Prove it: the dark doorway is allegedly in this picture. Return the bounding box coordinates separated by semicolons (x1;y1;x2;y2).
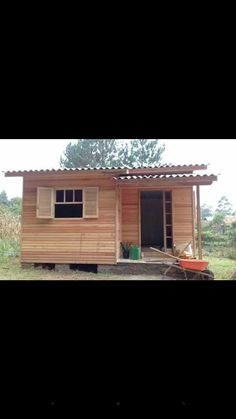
141;191;164;247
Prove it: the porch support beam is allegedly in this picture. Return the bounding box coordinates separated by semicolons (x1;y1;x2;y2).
196;185;202;259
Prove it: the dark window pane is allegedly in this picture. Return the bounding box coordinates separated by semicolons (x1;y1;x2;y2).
75;190;82;202
56;190;64;202
55;204;83;218
66;190;73;202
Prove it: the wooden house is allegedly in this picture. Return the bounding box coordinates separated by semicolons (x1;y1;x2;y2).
5;164;217;266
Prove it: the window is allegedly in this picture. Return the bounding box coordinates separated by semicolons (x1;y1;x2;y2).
55;189;83;218
36;187;99;219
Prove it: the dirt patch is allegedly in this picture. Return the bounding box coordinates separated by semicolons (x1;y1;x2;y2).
98;263;170;276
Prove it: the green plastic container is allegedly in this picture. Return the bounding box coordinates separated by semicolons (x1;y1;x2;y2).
131;245;140;260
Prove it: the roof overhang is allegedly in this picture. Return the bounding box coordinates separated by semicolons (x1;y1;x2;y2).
114;174;218;186
4;164;208;177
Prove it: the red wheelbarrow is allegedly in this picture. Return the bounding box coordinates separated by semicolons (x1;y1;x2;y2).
149;247;214;280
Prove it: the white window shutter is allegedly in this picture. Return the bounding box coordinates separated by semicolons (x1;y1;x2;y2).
84;187;99;218
36;187;54;218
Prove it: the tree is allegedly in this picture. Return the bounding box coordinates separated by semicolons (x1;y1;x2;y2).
0;192;22;215
8;197;22;215
60;139;165;168
117;139;165;167
210;212;225;233
201;204;213;220
0;190;9;206
60;140;119;168
215;196;233;216
229;222;236;247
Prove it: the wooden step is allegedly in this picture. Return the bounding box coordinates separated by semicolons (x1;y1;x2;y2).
142;253;168;259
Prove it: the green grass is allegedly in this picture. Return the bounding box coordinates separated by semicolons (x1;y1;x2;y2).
0;239;20;257
202;253;236;279
0;256;107;280
0;253;235;280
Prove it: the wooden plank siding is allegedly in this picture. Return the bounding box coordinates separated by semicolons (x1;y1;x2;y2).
121;189;139;246
21;174;117;264
172;187;194;248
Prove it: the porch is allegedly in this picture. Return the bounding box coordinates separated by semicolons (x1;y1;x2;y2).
118;183;206;261
117;246;174;263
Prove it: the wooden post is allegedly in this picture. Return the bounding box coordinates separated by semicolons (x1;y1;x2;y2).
192;189;196;258
196;185;202;259
163;191;166;252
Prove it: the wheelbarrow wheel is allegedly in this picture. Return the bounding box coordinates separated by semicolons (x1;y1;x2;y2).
199;269;214;280
162;264;187;279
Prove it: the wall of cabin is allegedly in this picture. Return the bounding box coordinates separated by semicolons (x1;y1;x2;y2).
21;173;117;264
120;189;140;252
21;174;195;264
172;187;194;249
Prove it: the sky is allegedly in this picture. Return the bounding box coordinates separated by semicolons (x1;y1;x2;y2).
0;139;235;211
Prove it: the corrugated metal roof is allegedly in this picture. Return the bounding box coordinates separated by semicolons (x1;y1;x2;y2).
4;163;207;174
114;174;216;180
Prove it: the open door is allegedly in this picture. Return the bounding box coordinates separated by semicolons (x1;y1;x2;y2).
141;191;164;248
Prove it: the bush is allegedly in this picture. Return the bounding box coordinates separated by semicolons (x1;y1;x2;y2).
0;206;21;241
229;224;236;247
0;206;21;256
201;230;228;244
228;250;236;260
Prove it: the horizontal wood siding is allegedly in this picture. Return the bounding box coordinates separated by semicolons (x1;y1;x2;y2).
21;174;116;264
121;189;139;245
172;187;194;247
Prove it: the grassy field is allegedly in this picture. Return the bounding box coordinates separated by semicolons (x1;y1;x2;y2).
0;257;111;280
203;254;236;280
0;256;162;280
0;254;235;280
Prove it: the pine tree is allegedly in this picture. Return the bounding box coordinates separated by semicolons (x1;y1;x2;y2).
201;204;213;220
215;196;233;216
60;139;119;168
60;139;165;168
120;139;165;167
0;190;9;206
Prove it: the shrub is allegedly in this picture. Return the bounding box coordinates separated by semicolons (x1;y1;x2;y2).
0;206;20;256
0;206;21;241
228;250;236;260
229;223;236;247
201;230;228;244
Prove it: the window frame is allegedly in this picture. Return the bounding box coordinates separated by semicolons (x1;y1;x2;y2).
54;188;84;219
